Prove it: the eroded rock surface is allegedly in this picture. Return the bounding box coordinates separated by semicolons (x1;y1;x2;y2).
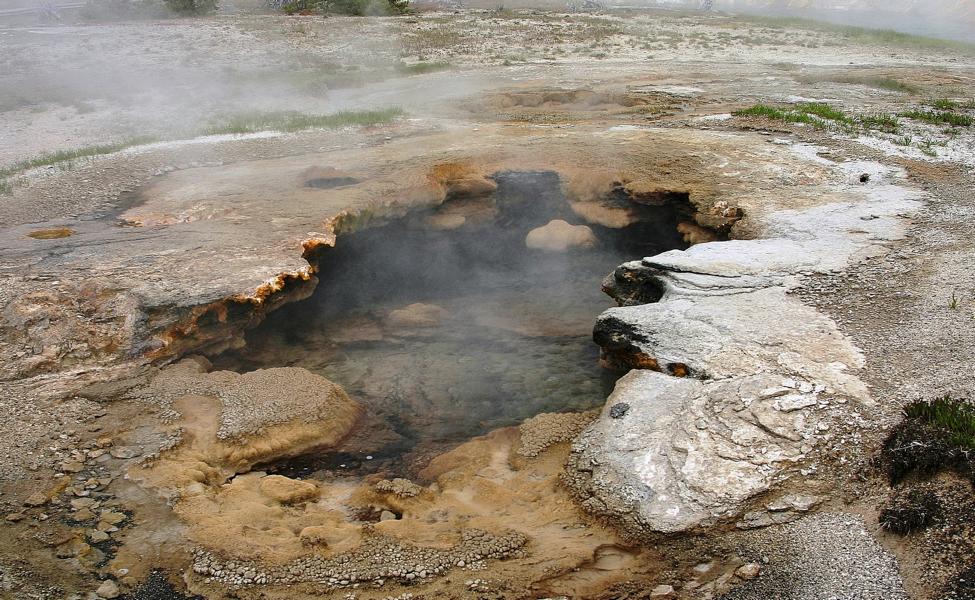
566;156;922;535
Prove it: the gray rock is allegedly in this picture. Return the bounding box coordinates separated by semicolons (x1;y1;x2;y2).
96;579;120;599
109;446;141;459
567;159;921;535
609;403;630;419
567;371;821;533
736;563;761;580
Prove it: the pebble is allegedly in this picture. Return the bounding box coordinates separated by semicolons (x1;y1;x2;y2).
24;492;47;507
89;529;111;543
61;461;84;473
71;498;96;510
609;403;630;419
736;562;761;580
96;579;120;599
110;447;140;459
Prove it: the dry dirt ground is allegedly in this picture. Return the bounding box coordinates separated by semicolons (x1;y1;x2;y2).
1;6;974;600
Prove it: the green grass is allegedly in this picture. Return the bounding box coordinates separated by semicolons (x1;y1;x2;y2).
931;98;961;110
733;102;853;129
734;104;819;127
396;61;452;76
796;102;851;122
860;113;900;132
0;137;158;180
901;109;973;127
735;102;904;133
798;74;919;94
905;396;975;450
204;108;403;135
0;108;404;189
854;77;919;94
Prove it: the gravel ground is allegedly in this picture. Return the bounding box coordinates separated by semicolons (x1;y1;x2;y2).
721;513;908;600
795;159;975;411
791;156;975;598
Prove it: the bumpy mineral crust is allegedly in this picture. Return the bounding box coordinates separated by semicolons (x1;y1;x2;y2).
564;157;921;535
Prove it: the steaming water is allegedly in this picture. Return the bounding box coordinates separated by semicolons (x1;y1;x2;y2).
215;171;690;473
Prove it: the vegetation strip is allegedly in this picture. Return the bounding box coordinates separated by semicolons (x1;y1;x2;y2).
733;102;900;132
0;108;403;194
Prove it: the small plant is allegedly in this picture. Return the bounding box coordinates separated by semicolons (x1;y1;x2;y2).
733;103;852;130
906;396;975;449
931;98;961;110
795;102;851;123
919;139;938;157
0;137;159;181
164;0;218;14
895;135;912;146
859;113;899;133
204;108;403;135
492;4;515;18
0;178;11;195
879;486;942;535
950;291;959;309
396;61;452;76
282;0;407;15
880;396;975;485
902;109;974;127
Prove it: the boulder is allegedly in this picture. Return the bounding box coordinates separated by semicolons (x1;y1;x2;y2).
525;220;597;251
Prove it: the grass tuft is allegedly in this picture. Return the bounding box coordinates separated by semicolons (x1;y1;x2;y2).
880;395;975;486
204;108;403;136
795;102;851;122
798;74;919;94
879;485;942;535
901;109;973;127
0;108;405;185
0;137;158;180
733;102;864;130
931;98;961;110
905;396;975;449
396;61;452;76
860;113;900;132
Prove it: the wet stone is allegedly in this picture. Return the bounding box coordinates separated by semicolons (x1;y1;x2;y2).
609;403;630;419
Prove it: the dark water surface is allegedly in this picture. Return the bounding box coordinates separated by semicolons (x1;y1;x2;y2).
214;171;689;472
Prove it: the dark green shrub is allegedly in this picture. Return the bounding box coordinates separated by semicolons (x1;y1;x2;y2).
879;486;942;534
281;0;407;15
164;0;218;14
940;565;975;600
880;396;975;485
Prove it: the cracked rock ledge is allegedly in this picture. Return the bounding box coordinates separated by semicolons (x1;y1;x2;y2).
563;151;921;535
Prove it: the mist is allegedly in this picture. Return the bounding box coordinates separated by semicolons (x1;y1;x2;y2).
653;0;975;43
